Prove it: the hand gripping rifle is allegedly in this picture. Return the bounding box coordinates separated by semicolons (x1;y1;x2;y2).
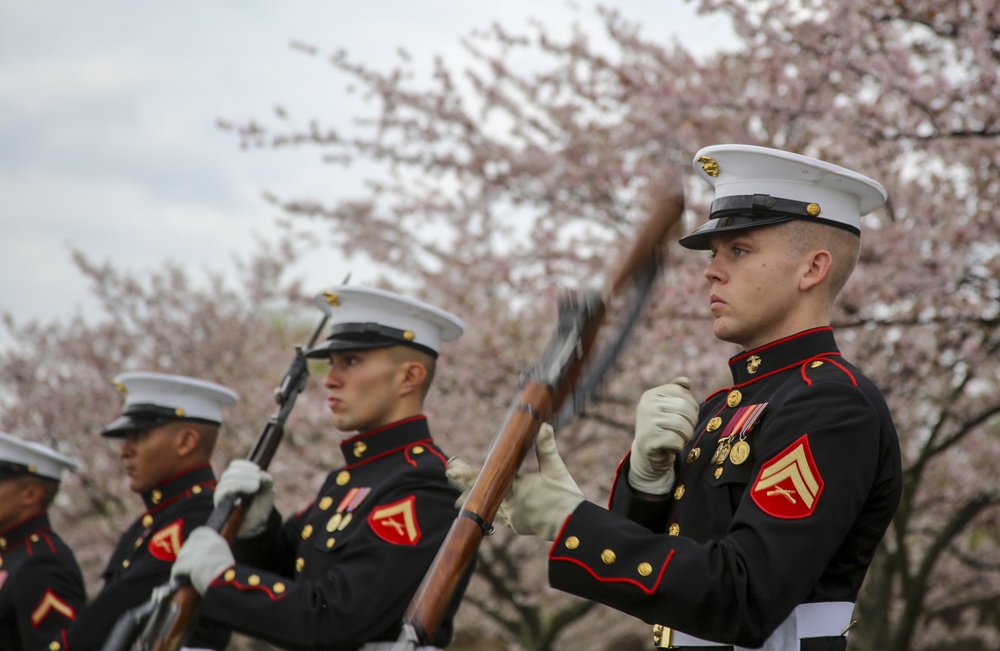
101;315;330;651
396;180;684;649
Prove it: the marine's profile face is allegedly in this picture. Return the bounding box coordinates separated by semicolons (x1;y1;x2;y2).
704;225;808;350
0;477;29;532
323;347;408;435
119;425;184;494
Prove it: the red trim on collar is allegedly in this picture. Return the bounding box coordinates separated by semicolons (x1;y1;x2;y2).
345;438;436;469
730;327;834;363
344;415;427;443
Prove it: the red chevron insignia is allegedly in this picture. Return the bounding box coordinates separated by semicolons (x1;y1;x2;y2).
31;589;76;627
148;519;184;561
368;495;421;545
752;434;824;519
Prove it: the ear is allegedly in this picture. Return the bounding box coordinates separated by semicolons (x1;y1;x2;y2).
19;480;44;508
174;426;201;458
800;249;832;292
398;360;428;399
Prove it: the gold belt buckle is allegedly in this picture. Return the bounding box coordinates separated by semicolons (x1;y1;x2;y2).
652;624;674;648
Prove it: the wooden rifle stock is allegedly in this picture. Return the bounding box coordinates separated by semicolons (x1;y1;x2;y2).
105;315;329;651
402;183;684;643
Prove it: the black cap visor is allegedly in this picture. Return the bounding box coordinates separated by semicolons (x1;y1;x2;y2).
305;323;438;359
101;404;220;438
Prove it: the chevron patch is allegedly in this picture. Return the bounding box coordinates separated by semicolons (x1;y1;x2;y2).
752;434;824;519
32;589;76;627
148;519;184;561
368;495;422;545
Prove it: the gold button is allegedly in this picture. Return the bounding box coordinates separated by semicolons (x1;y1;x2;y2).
0;537;6;549
122;560;130;568
248;574;260;586
192;485;202;494
811;361;824;368
564;536;580;550
142;515;153;527
673;485;685;500
224;569;236;581
638;562;653;577
336;471;350;486
326;538;335;549
151;489;162;504
706;417;722;432
319;496;334;511
412;446;425;455
30;534;39;542
715;467;724;479
687;448;701;463
296;558;305;572
668;523;680;536
302;525;313;540
274;582;286;594
50;643;61;651
601;549;616;565
806;202;821;217
726;390;742;408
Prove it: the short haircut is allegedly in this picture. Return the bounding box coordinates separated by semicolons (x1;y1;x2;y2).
777;220;861;299
164;420;220;458
388;346;437;400
16;475;60;509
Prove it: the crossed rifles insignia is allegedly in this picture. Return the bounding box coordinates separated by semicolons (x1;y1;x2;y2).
751;434;824;519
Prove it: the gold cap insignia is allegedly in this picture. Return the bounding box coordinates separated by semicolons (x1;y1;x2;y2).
403;330;416;341
323;291;340;307
113;381;127;394
697;155;720;177
174;408;185;417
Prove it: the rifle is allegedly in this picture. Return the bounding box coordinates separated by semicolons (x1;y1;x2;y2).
399;179;684;647
101;314;330;651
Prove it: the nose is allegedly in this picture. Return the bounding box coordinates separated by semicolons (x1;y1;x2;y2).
324;363;342;390
704;256;724;284
120;437;134;459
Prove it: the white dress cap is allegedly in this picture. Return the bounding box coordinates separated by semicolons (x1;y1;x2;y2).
102;372;239;437
0;430;81;481
306;285;465;359
680;144;887;250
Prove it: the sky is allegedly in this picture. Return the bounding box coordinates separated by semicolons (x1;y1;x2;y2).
0;1;734;327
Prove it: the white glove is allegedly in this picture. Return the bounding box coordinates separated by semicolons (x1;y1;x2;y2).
629;377;699;494
171;527;234;595
447;423;585;541
215;459;274;538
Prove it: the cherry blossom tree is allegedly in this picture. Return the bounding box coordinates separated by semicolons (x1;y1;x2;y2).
3;1;998;650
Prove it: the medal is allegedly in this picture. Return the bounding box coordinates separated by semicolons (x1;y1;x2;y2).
711;440;731;465
729;440;751;465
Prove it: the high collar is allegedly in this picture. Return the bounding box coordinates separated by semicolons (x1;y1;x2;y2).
339;416;432;468
728;327;841;386
141;463;216;511
0;512;50;552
